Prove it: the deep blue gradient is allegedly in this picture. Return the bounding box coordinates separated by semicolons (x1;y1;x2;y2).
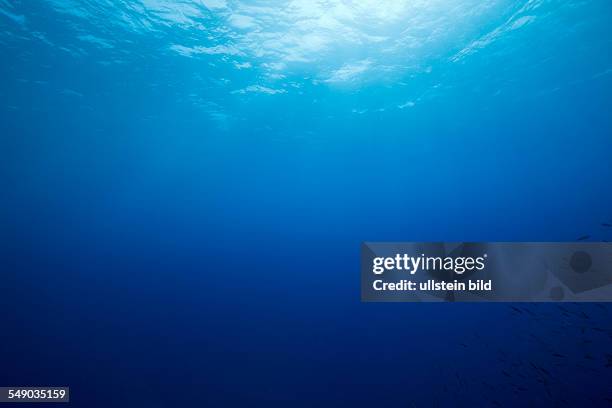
1;1;612;406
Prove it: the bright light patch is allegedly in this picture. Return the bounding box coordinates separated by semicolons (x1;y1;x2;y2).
41;0;544;88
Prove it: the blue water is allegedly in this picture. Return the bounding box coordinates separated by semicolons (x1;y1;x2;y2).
2;1;612;406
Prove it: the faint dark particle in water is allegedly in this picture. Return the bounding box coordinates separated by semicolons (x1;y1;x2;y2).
509;305;523;314
569;250;592;273
605;353;612;367
602;223;611;227
593;303;608;311
529;362;551;378
591;327;607;333
550;286;564;300
522;307;537;317
556;305;572;317
544;385;553;399
577;235;591;241
482;381;495;391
